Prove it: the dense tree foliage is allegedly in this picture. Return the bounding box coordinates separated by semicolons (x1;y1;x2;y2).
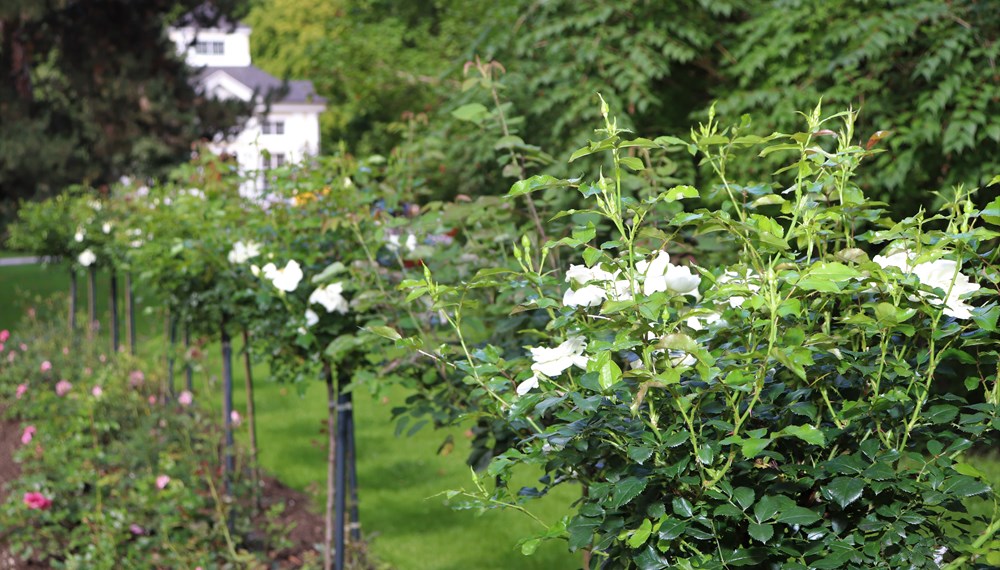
247;0;998;212
0;0;249;213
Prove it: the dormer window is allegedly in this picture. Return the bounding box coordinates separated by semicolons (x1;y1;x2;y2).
195;40;225;55
262;120;284;135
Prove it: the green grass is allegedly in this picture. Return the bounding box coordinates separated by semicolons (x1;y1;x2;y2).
0;261;579;570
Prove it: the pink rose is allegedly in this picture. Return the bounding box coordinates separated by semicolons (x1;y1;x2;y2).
0;329;9;342
129;370;145;388
15;383;27;399
178;391;193;406
99;354;107;363
148;395;157;405
23;492;51;510
156;475;171;490
6;351;15;363
62;346;69;356
129;523;144;535
40;361;52;373
0;343;5;352
55;380;72;397
91;385;103;398
230;410;242;427
19;343;27;352
21;425;35;445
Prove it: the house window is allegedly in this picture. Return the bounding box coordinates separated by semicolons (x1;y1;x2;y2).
272;153;286;168
262;120;285;135
194;41;224;55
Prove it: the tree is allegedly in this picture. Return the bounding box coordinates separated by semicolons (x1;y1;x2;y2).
0;0;250;214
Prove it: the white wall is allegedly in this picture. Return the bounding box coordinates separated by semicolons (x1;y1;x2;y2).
169;27;252;67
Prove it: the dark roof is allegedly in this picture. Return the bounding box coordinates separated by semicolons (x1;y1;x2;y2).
197;66;327;105
174;4;250;31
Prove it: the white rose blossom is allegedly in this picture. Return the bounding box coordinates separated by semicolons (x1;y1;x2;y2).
102;222;112;234
517;336;591;396
636;251;701;298
305;309;319;328
873;249;980;319
387;233;418;253
717;270;761;308
74;229;85;242
309;283;349;314
228;241;261;264
78;249;96;267
562;264;632;308
261;260;303;292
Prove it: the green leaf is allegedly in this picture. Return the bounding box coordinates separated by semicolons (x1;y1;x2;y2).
451;103;489;123
747;522;774;543
821;477;866;509
520;538;540;555
672;496;694;518
620;157;645;171
508;175;572;198
797;261;861;293
733;487;755;511
627;518;654;548
972;304;1000;332
628;445;654;464
662;185;699;201
609;477;648;509
739;437;771;459
365;325;401;341
780;424;826;446
657;516;687;541
776;506;822;526
752;495;780;523
982;197;1000;226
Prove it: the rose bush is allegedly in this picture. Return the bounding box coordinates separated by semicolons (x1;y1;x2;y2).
400;102;1000;568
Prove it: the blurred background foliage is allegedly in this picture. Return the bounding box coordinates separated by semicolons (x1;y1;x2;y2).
2;0;998;221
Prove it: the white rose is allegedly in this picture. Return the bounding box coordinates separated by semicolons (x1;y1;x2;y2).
529;336;589;378
78;249;96;267
309;282;349;314
262;260;303;292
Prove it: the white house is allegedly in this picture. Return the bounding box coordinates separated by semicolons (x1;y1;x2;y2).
168;10;326;193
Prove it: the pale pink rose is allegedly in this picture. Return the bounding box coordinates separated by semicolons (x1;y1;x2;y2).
230;410;242;427
91;385;103;398
148;395;157;405
98;354;107;363
155;475;170;490
129;523;144;535
19;343;27;352
129;370;145;388
83;367;92;376
62;347;69;356
23;492;51;510
55;380;72;396
0;329;9;342
7;351;15;362
178;391;193;406
15;384;27;399
21;425;35;445
39;361;52;373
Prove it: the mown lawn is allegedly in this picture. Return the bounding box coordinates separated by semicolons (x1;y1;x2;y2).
0;260;578;570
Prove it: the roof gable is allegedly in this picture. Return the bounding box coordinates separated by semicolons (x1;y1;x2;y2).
195;66;326;105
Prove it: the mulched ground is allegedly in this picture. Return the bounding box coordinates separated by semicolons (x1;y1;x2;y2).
0;406;329;570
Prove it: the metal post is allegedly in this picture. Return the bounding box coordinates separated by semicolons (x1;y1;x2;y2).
125;272;136;355
69;269;78;332
335;389;350;570
109;271;119;353
167;315;177;398
184;325;193;392
242;327;260;510
87;267;97;339
324;364;336;570
346;392;360;543
221;321;235;495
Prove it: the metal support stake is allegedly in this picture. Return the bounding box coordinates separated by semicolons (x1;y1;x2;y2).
69;269;78;333
346;393;360;543
167;315;177;398
184;325;193;392
87;267;97;339
109;271;119;353
335;391;350;570
221;321;235;492
125;272;136;355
